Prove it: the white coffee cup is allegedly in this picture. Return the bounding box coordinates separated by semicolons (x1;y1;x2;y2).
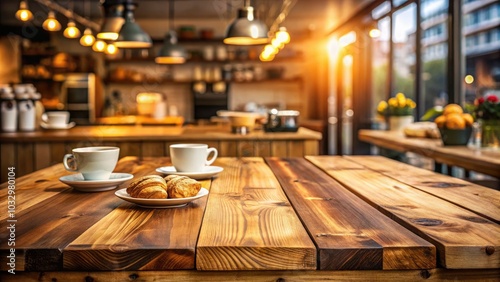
63;147;120;180
42;111;70;127
170;144;218;172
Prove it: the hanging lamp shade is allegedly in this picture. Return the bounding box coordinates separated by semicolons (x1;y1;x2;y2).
155;0;186;64
64;20;81;38
97;1;125;41
15;0;33;22
223;3;269;45
156;31;187;64
42;11;61;31
114;1;152;48
80;28;96;46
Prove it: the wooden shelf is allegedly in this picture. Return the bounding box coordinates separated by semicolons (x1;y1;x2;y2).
104;77;302;85
105;56;303;64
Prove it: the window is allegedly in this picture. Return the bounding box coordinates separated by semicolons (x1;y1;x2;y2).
392;3;417;99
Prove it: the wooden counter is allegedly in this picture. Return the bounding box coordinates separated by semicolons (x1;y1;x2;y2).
359;129;500;179
0;126;321;183
0;156;498;281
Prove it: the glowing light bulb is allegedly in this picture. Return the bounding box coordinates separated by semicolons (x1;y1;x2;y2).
105;43;118;55
63;20;81;39
92;40;107;52
464;75;474;84
42;11;61;31
275;27;290;44
15;1;33;22
80;28;96;46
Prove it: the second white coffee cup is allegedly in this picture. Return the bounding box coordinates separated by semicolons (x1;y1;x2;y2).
42;111;70;127
63;146;120;180
170;144;218;172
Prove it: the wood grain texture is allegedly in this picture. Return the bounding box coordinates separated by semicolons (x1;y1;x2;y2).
266;157;435;270
1;268;500;282
0;156;162;271
63;157;211;271
196;157;316;270
344;156;500;223
358;129;500;178
307;155;500;269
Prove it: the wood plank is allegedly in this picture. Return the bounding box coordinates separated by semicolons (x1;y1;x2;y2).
117;141;141;159
254;141;271;157
304;140;319;155
306;155;500;269
0;163;71;222
2;269;500;282
237;141;255;157
287;141;304;157
16;143;34;177
218;141;237;157
344;156;500;223
0;143;15;184
64;178;211;271
266;157;436;270
34;143;51;171
196;157;316;270
271;141;288;157
49;142;67;167
358;129;500;178
141;141;166;157
0;156;149;271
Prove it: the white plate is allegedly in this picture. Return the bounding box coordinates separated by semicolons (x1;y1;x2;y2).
115;187;209;208
59;173;133;192
41;121;76;130
155;166;223;180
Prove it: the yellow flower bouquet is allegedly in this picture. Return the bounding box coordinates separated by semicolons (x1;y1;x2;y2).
377;93;416;117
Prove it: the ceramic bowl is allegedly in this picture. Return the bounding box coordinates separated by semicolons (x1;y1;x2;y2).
439;127;472;146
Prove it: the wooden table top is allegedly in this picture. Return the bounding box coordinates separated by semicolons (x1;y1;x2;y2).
0;126;322;143
1;156;499;281
359;129;500;178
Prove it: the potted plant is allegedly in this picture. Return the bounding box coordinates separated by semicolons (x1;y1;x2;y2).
377;92;416;131
474;94;500;148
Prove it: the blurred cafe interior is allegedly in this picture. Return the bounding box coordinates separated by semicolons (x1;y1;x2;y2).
0;1;500;280
0;0;499;184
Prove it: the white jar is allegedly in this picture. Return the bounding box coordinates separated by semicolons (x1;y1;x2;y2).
1;94;18;132
17;93;35;131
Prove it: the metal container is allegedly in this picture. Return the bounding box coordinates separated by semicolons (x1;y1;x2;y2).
265;109;299;132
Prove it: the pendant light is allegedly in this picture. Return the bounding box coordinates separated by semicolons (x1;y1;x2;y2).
80;0;95;46
97;0;125;41
224;0;269;45
64;19;81;38
155;0;187;64
43;11;61;31
80;28;96;46
114;0;152;48
92;40;107;52
15;0;33;22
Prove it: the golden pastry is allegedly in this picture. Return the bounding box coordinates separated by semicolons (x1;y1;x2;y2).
127;175;168;199
164;175;202;198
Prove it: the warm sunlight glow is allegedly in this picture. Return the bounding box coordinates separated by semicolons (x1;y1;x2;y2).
464;75;474;84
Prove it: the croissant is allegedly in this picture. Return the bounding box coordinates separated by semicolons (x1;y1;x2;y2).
127;175;168;199
164;175;202;198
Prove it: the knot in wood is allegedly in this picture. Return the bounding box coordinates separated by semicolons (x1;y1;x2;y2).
411;218;442;226
276;278;286;282
485;246;495;256
419;269;431;279
421;181;466;188
129;273;139;280
84;276;94;282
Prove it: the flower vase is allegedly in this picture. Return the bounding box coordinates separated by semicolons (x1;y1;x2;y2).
388;115;414;132
480;119;500;148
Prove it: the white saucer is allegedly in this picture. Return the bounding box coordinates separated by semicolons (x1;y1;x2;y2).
155;166;223;180
41;121;76;130
59;173;133;192
115;187;209;208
